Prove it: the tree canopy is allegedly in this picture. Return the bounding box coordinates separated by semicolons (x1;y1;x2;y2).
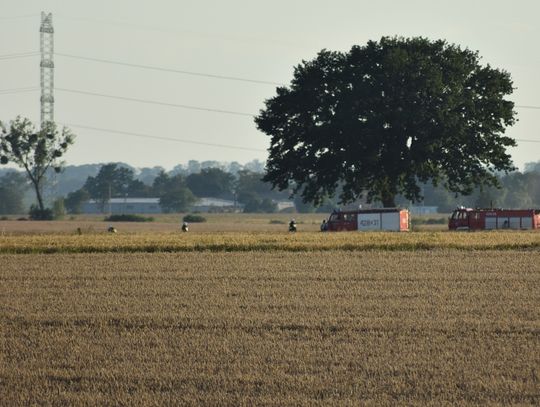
186;168;234;198
153;172;196;212
256;36;517;207
83;163;134;211
0;117;74;213
64;189;90;214
0;171;28;214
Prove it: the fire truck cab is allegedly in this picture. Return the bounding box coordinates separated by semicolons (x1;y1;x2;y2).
449;207;540;230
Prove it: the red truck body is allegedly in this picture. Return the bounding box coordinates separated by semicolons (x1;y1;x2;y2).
448;208;540;230
326;209;409;232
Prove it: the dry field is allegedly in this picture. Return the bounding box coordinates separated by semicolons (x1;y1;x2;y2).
0;212;452;235
1;249;539;405
0;213;328;234
0;230;539;254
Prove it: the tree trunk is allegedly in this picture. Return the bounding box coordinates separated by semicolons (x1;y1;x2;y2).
380;178;397;208
381;193;396;208
31;178;45;211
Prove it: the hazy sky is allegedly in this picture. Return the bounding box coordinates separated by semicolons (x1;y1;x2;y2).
1;0;539;170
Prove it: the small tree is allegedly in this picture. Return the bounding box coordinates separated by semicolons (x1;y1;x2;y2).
0;117;74;214
160;188;196;213
52;198;66;219
154;173;197;213
64;189;90;214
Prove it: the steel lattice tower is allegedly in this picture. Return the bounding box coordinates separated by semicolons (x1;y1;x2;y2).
40;12;54;128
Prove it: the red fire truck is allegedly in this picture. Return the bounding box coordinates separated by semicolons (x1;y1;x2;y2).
326;208;410;232
448;207;540;230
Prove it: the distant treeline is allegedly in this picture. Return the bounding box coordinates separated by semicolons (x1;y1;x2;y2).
0;160;539;215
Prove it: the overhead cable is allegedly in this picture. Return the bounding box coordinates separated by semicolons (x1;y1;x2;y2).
64;123;267;152
0;14;39;21
55;87;257;117
0;86;39;95
55;52;284;86
515;105;540;110
0;51;39;60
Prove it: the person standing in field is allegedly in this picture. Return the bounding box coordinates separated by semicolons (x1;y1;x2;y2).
289;219;297;232
320;219;328;232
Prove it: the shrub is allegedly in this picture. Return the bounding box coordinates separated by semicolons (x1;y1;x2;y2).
269;219;286;224
411;217;447;226
53;198;66;219
104;214;154;222
183;214;207;223
29;205;54;220
426;217;447;225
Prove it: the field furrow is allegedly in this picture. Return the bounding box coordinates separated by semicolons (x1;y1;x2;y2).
1;250;538;405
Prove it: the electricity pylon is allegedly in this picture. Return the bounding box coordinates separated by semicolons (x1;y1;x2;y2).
40;12;54;128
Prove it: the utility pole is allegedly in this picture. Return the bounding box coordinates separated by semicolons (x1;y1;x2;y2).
40;12;54;129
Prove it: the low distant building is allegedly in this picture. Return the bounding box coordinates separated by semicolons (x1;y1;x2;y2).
82;196;247;214
191;197;242;212
82;198;162;214
275;200;295;212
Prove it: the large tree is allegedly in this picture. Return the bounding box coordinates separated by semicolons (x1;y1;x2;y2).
0;117;74;213
256;37;517;207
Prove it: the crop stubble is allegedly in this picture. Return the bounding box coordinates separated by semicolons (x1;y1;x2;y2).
1;249;538;405
1;231;539;254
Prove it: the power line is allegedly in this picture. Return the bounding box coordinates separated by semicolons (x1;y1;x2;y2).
5;87;536;143
0;14;39;21
1;86;538;143
516;105;540;110
0;86;39;95
48;55;540;107
55;87;257;117
60;123;540;161
64;123;267;152
0;52;39;60
55;52;284;86
7;52;540;109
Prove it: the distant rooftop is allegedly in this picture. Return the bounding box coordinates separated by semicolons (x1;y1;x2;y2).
87;198;159;204
86;197;239;207
196;197;236;207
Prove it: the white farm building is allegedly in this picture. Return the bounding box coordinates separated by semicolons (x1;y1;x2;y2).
82;198;162;214
81;197;242;214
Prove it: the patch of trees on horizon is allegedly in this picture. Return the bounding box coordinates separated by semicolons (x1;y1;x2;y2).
0;160;539;216
61;163;289;214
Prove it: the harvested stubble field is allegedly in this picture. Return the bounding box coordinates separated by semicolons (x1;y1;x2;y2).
0;230;539;254
0;213;328;235
1;237;539;405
